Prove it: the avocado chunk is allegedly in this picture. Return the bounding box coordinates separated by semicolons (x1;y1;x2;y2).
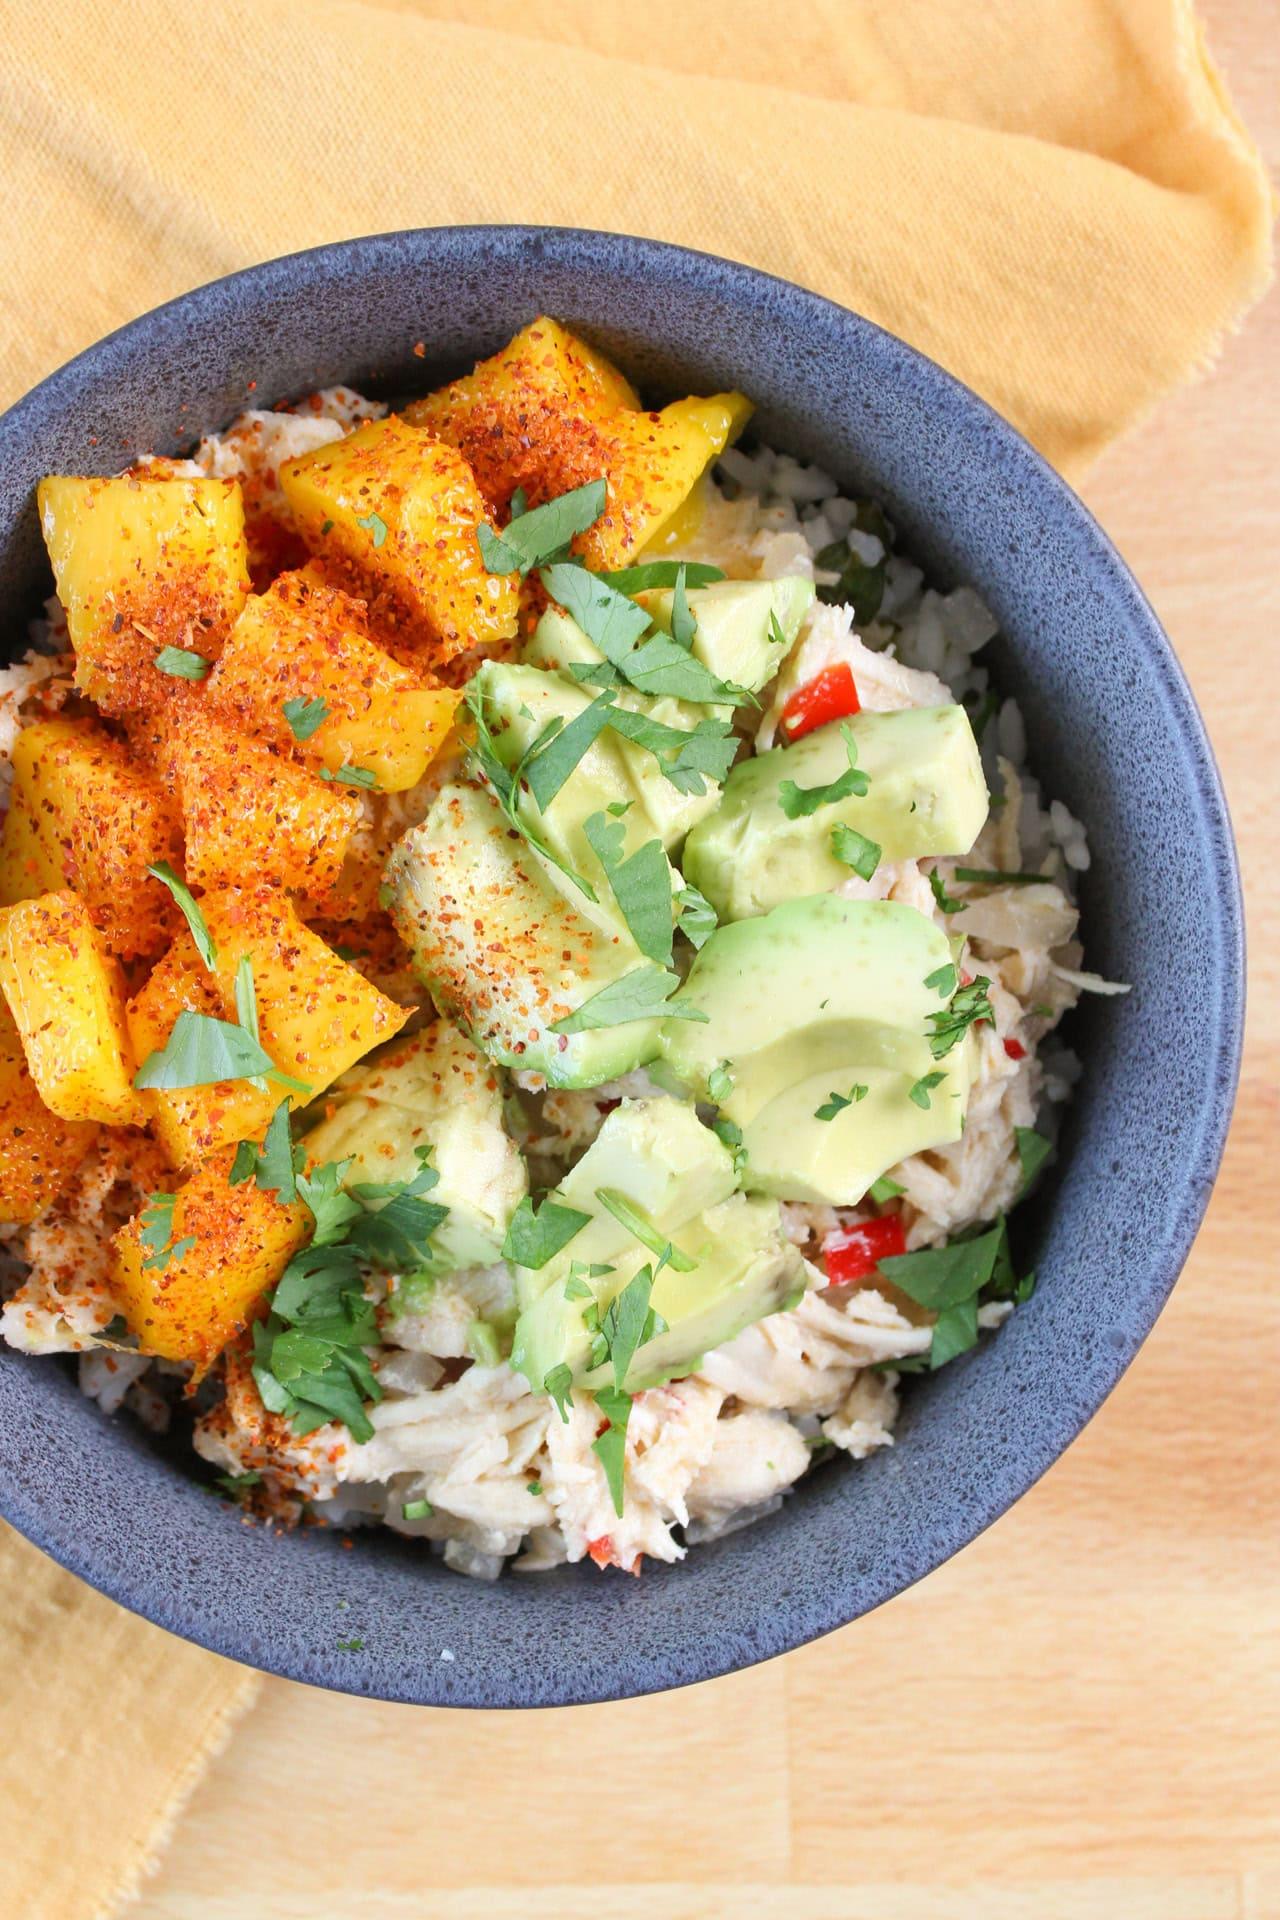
512;1096;738;1313
523;608;724;851
386;780;665;1089
683;704;988;921
658;895;976;1204
635;577;814;694
299;1022;528;1276
512;1192;804;1395
470;659;676;943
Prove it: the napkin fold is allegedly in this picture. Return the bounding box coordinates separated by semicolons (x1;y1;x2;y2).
0;3;1270;1915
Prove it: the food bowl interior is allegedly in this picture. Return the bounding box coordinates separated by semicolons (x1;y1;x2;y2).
0;228;1242;1706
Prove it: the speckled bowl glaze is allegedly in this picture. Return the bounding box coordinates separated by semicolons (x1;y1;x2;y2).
0;228;1243;1707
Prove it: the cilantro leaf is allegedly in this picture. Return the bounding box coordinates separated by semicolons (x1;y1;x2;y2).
928;1298;981;1368
297;1158;363;1244
674;884;717;950
251;1243;383;1444
502;1194;592;1268
707;1061;734;1104
777;723;869;818
282;695;331;741
711;1113;747;1174
583;812;673;967
907;1070;947;1109
540;560;651;661
591;1383;632;1516
543;1362;574;1423
924;963;958;998
597;561;725;592
868;1175;903;1204
550;967;708;1035
927;975;994;1059
234;955;259;1043
133;1010;278;1091
564;1273;594;1301
613;632;750;707
603;705;738;796
814;1084;869;1121
601;1264;657;1388
595;1188;696;1272
1014;1126;1053;1192
478;480;607;577
464;678;598;903
138;1192;194;1272
228;1100;300;1203
402;1498;432;1520
768;610;790;649
147;861;217;970
830;822;881;880
355;511;388;548
928;868;965;914
953;868;1048;887
154;646;210;681
668;565;697;650
520;696;617;811
319;764;378;788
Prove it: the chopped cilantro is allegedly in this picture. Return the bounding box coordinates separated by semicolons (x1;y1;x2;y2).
868;1175;903;1204
927;975;994;1059
591;1383;632;1516
563;1274;593;1301
336;1637;365;1653
478;479;607;576
296;1159;363;1244
908;1070;947;1109
603;703;738;794
154;645;210;681
354;511;388;548
133;1010;279;1092
282;695;330;741
830;822;881;880
543;1362;574;1423
814;1084;868;1121
502;1194;592;1268
550;967;708;1035
668;565;697;650
138;1193;194;1272
924;963;958;998
582;813;673;967
707;1061;735;1104
1014;1126;1053;1192
877;1217;1031;1370
928;868;966;914
712;1114;747;1174
767;610;790;647
597;560;725;592
675;884;718;949
319;763;378;788
228;1100;301;1203
214;1470;261;1499
953;867;1047;887
595;1188;696;1272
526;1480;543;1496
777;723;869;818
402;1499;432;1520
147;862;217;970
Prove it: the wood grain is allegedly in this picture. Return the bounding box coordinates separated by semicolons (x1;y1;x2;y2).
132;7;1279;1914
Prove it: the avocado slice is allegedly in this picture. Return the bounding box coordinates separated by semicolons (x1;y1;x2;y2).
386;780;665;1089
512;1192;804;1395
523;608;725;851
300;1022;528;1276
682;704;988;921
512;1096;738;1312
635;576;813;693
658;894;976;1205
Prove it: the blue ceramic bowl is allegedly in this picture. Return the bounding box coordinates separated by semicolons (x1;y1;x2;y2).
0;228;1243;1706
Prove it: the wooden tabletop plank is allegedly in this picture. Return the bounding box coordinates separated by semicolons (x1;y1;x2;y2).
133;6;1278;1913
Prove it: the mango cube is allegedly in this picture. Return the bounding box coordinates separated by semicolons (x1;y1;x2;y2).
200;886;409;1097
279;416;517;661
126;933;280;1167
0;716;182;959
162;706;361;903
207;571;461;792
404;319;752;566
0;891;144;1125
111;1151;309;1366
0;1000;98;1225
38;474;250;714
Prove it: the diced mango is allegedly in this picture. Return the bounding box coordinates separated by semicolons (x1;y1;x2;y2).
0;891;144;1125
0;1000;98;1225
404;316;640;504
404;319;752;567
207;571;462;792
38;474;250;714
200;886;409;1096
279;417;517;662
161;705;361;903
110;1150;309;1366
0;716;182;959
126;932;280;1167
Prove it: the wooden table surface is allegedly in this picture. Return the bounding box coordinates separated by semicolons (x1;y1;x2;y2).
133;9;1279;1916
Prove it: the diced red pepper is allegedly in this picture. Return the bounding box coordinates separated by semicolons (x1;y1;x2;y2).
1004;1037;1027;1061
823;1214;907;1285
781;663;860;741
586;1536;616;1568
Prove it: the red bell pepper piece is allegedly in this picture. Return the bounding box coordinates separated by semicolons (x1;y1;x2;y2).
823;1214;907;1285
1004;1037;1027;1061
781;663;860;741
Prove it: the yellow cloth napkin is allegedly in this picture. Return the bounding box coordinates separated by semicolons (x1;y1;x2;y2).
0;4;1270;1916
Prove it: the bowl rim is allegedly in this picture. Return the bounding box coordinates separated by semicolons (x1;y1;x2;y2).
0;224;1246;1705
